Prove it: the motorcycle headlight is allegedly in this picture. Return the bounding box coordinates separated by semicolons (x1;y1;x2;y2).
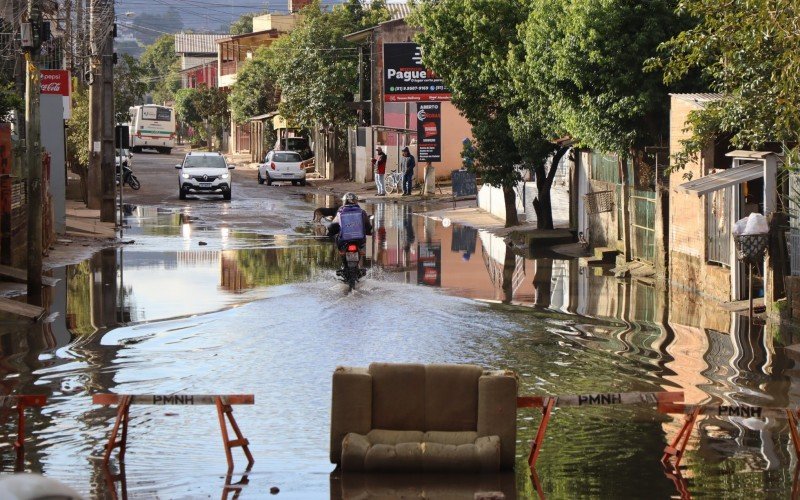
220;173;229;179
181;173;190;179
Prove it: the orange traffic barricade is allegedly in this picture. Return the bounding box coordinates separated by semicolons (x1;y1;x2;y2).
0;394;48;470
517;391;684;470
93;394;255;473
658;402;800;470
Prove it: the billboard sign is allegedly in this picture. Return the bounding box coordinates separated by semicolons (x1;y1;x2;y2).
416;102;441;162
417;241;442;287
384;43;451;102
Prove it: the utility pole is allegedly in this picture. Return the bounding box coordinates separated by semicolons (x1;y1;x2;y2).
24;0;43;305
64;0;72;72
88;0;115;221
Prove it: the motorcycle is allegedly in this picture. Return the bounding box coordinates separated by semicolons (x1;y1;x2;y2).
335;242;366;290
318;213;371;290
116;164;141;190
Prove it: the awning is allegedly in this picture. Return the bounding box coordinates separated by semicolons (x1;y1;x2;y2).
676;163;763;196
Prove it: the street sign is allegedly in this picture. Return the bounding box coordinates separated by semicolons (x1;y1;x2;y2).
416;102;441;162
383;43;451;102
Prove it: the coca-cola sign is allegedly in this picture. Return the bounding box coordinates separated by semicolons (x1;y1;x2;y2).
40;70;70;96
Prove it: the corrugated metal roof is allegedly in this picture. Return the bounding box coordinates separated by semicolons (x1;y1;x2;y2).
677;163;763;196
387;3;412;19
175;34;227;54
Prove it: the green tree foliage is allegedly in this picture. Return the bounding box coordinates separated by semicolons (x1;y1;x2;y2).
229;46;279;124
0;82;23;121
652;0;800;168
411;0;530;226
174;85;229;149
114;54;148;124
139;35;181;104
67;86;90;177
521;0;683;157
265;0;388;143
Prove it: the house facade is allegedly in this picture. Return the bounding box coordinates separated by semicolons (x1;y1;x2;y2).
174;33;226;89
345;16;474;184
216;9;305;154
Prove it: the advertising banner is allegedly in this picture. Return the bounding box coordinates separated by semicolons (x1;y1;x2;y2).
417;241;442;287
416;102;441;162
383;43;451;102
40;69;71;119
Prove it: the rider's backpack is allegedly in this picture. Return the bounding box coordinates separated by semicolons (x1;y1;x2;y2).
339;206;366;242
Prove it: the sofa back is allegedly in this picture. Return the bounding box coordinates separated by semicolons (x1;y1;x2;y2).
368;363;483;432
331;363;518;470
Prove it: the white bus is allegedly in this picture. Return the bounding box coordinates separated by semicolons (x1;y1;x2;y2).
129;105;176;154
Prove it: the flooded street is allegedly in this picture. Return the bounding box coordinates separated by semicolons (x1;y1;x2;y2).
2;195;799;498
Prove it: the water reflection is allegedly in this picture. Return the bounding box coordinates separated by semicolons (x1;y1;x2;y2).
0;202;798;497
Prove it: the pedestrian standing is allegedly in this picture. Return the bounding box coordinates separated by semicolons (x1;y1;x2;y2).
401;146;416;196
373;146;387;196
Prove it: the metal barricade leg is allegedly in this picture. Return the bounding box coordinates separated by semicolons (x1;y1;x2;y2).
215;396;255;473
661;407;700;470
14;402;25;471
103;395;132;467
528;398;555;471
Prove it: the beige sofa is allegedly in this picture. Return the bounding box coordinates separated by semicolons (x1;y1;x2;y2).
330;363;517;473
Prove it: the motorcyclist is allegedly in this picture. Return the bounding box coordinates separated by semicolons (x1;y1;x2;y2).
328;193;373;250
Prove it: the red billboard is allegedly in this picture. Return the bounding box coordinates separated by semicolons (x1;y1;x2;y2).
40;70;70;96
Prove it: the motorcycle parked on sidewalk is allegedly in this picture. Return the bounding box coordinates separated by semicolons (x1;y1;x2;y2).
117;165;141;190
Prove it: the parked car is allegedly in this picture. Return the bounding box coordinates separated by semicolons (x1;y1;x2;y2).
175;151;234;200
258;150;307;186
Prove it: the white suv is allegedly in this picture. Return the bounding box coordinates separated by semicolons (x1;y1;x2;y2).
176;152;234;200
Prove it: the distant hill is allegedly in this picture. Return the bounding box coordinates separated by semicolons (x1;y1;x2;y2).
119;0;348;41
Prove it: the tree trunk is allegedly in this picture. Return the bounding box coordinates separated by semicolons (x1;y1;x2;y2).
533;258;553;308
532;146;569;230
501;244;516;303
503;185;519;227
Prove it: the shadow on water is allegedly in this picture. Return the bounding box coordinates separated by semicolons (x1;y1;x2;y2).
0;201;798;497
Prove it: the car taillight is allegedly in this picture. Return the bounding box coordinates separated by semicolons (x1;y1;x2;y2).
270;162;276;170
347;244;358;252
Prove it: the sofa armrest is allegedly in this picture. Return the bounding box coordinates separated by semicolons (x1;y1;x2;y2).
477;370;518;470
331;366;373;464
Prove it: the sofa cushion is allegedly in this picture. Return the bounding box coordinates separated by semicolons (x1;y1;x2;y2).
368;363;426;431
424;364;483;431
340;431;501;473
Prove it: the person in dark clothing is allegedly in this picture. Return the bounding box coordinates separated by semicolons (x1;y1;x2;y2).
401;146;416;196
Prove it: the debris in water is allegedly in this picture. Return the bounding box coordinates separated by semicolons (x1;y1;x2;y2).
270;486;280;494
199;241;208;246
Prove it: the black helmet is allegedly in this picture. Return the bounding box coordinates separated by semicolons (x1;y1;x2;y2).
342;192;358;205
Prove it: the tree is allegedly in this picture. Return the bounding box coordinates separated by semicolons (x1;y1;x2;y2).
264;0;389;167
411;0;529;227
114;54;148;124
0;82;23;121
139;35;181;104
67;86;91;199
175;85;229;150
521;0;683;157
229;46;279;124
652;0;800;169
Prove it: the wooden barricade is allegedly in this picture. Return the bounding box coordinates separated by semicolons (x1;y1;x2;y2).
658;402;800;470
93;394;255;473
517;391;684;470
0;394;48;469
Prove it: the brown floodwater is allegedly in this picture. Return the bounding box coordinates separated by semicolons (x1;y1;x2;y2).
0;202;798;498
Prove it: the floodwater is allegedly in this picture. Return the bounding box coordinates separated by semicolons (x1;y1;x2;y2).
1;201;799;499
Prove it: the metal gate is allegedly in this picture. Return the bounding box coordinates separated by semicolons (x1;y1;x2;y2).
706;187;731;266
630;188;656;263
